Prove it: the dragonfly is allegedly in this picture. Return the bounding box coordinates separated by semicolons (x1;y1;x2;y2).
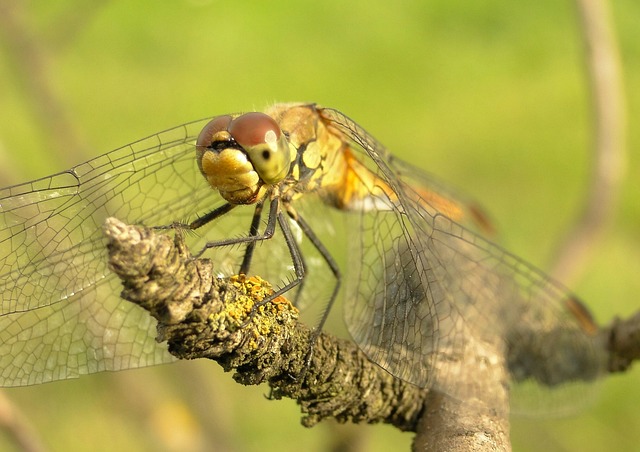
0;103;605;413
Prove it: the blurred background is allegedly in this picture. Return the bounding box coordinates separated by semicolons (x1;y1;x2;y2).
0;0;638;451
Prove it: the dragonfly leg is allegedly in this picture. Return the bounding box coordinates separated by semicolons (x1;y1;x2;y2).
238;202;306;328
291;248;307;308
289;211;341;332
239;199;266;275
253;207;306;300
154;202;237;231
195;197;279;257
281;209;342;380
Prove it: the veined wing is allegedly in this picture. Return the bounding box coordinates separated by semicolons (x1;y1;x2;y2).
320;107;606;414
0;119;231;386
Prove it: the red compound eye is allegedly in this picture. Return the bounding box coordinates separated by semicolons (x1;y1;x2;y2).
228;112;282;148
196;115;233;148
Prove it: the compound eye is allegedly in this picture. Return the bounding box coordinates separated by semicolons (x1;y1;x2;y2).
196;115;233;149
228;112;291;184
228;112;280;148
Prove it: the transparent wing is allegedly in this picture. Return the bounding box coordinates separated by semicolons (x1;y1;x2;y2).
321;107;607;414
0;119;234;386
0;112;341;388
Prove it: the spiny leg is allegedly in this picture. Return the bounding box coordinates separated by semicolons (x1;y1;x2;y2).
291;246;308;309
184;196;305;306
167;197;340;375
196;197;279;256
187;203;236;230
155;202;237;231
280;207;341;381
238;200;307;328
290;211;341;333
257;207;306;300
239;199;266;275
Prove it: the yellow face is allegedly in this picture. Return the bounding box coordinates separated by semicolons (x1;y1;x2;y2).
195;112;292;204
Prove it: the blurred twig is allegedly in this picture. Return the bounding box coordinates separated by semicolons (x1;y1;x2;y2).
0;1;88;169
0;392;46;452
45;2;106;53
550;0;627;286
0;5;221;450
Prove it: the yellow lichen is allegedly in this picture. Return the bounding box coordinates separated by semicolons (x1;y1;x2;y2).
209;274;299;344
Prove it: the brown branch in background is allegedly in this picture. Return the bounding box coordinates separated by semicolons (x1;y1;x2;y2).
414;391;510;452
45;2;106;53
606;312;640;373
0;1;88;171
0;4;217;450
550;0;627;285
0;391;46;452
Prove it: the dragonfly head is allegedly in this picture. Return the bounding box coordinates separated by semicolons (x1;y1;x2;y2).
196;112;293;204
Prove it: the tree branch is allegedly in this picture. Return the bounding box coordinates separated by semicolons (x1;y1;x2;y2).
0;391;46;452
103;217;640;451
0;1;89;170
550;0;627;285
103;217;423;431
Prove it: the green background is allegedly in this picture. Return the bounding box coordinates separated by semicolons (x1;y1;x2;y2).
0;1;639;451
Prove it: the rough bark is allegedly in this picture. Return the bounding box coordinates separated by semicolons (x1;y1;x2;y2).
103;217;639;451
